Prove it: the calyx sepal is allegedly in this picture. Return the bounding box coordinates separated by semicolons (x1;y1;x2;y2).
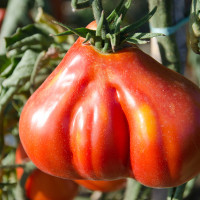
52;0;164;52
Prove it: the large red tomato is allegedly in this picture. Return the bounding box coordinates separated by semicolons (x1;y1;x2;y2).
19;21;200;188
75;179;126;192
16;144;79;200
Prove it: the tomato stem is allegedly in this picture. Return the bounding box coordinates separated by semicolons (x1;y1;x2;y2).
91;0;103;24
123;178;151;200
0;164;25;169
91;0;111;50
167;183;186;200
71;0;90;10
148;0;181;72
0;113;4;158
15;162;36;200
53;0;163;53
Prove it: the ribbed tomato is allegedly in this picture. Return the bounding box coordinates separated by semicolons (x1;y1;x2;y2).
19;22;200;188
16;144;79;200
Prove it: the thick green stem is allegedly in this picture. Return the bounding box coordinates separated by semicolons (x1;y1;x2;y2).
0;164;25;169
15;162;36;200
71;0;91;10
167;184;186;200
91;0;103;23
0;113;4;183
0;113;4;157
173;0;190;74
91;0;109;51
148;0;181;72
123;179;151;200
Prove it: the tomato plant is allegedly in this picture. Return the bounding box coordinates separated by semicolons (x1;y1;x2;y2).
1;0;200;199
75;179;126;192
16;144;79;200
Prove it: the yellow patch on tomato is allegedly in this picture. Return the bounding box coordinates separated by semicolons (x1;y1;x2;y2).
134;104;157;144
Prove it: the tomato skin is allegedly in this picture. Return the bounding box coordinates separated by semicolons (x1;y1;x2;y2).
75;179;126;192
0;8;5;28
16;144;79;200
19;21;200;188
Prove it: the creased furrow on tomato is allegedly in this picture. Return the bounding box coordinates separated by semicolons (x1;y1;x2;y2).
113;82;170;186
19;53;92;179
110;68;179;186
106;47;200;187
70;81;130;180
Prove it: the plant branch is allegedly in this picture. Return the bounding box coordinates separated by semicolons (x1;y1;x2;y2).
148;0;181;72
71;0;91;10
167;183;186;200
123;178;151;200
91;0;109;42
0;164;25;169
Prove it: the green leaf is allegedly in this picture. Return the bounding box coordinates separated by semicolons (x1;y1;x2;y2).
2;50;39;87
35;8;75;44
0;0;32;54
127;32;164;40
52;21;96;38
96;11;105;37
120;7;157;35
126;38;148;44
115;15;122;33
107;0;131;32
7;45;44;58
107;0;131;23
0;55;11;75
0;87;17;115
83;33;93;43
29;51;46;94
0;57;20;77
6;33;54;52
5;24;52;48
106;33;117;51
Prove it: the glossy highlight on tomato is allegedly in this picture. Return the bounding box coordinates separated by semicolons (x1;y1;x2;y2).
19;22;200;188
16;144;79;200
75;179;126;192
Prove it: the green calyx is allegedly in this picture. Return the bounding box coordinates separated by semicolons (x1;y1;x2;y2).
53;0;164;53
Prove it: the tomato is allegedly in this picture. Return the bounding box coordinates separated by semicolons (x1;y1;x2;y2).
0;8;5;28
19;21;200;188
16;144;79;200
75;179;126;192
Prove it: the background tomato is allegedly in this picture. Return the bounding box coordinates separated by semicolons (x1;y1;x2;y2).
19;21;200;188
0;8;5;28
75;179;126;192
16;144;79;200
